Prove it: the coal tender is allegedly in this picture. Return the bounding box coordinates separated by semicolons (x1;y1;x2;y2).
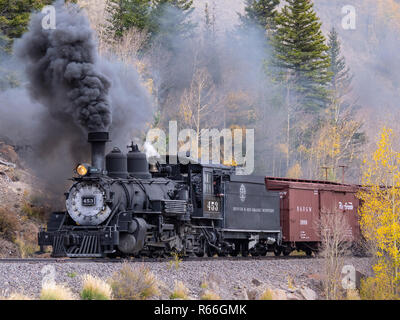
38;132;281;258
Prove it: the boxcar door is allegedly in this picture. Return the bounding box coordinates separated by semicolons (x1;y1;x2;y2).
289;188;320;242
319;191;359;241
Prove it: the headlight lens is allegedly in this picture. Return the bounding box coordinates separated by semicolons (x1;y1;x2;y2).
76;164;88;176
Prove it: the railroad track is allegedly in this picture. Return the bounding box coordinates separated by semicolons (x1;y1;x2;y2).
0;255;313;264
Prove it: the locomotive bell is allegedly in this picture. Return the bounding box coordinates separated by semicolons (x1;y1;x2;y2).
148;156;159;173
106;147;128;178
127;143;151;179
149;163;158;173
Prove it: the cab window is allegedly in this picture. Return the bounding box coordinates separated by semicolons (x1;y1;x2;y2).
203;171;213;194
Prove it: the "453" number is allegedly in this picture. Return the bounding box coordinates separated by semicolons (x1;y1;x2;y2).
206;200;220;212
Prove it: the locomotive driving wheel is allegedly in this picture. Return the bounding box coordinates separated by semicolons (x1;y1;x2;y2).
194;239;206;257
217;251;226;257
195;250;205;257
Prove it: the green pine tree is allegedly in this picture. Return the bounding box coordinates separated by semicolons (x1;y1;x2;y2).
0;0;53;51
312;27;365;182
0;0;53;89
148;0;195;44
151;0;193;16
104;0;151;39
239;0;280;32
273;0;331;112
326;27;365;148
202;2;220;84
327;27;352;104
272;0;331;174
204;2;214;39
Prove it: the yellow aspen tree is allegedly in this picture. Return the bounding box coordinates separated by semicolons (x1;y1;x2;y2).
358;127;400;299
287;163;302;179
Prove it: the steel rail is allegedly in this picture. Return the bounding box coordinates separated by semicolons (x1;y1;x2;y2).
0;255;313;264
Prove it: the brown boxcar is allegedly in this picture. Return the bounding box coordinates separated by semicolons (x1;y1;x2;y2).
265;177;361;256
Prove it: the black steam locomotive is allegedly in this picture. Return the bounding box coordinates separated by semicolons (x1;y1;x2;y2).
38;132;281;258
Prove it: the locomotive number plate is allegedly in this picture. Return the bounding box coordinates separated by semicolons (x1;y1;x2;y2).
82;196;96;207
205;199;221;213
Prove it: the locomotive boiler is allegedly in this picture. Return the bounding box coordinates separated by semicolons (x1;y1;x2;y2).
38;132;282;258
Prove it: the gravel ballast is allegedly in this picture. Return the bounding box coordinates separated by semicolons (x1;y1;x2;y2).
0;257;373;299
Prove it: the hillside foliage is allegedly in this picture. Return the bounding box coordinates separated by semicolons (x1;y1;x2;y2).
358;127;400;299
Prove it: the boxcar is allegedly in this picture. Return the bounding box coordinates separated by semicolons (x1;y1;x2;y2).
265;177;361;256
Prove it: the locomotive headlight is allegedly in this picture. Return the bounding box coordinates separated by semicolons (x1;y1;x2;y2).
76;164;88;176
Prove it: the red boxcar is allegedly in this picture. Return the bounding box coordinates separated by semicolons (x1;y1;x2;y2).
265;177;361;256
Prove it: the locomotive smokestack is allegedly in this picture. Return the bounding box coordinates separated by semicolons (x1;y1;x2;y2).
88;132;109;171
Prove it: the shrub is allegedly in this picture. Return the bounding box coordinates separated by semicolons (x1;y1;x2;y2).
81;274;112;300
359;276;400;300
260;288;274;300
109;264;160;300
346;289;361;300
6;168;20;182
14;236;38;258
21;201;46;221
167;252;182;270
318;212;351;300
287;275;295;290
40;282;75;300
170;281;189;300
0;208;19;241
200;290;220;300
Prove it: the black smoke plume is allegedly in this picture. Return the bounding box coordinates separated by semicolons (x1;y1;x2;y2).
0;1;152;202
14;1;111;133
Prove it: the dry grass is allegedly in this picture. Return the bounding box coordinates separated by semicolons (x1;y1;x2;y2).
109;264;160;300
40;282;75;300
346;289;361;300
167;252;182;270
170;281;189;300
8;292;32;300
4;168;20;182
0;207;19;241
287;275;295;290
200;290;221;300
21;201;46;221
81;274;112;300
15;220;40;258
14;235;38;258
260;288;274;300
359;276;400;300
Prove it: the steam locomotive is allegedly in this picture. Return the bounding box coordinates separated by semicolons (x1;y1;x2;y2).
38;132;282;258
